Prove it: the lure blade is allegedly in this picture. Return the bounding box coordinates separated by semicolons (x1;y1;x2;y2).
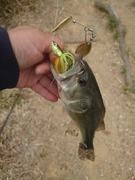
52;16;72;33
75;42;92;57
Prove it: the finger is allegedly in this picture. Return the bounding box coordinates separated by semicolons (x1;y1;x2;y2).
41;71;57;84
45;72;54;80
39;74;59;98
35;61;50;75
46;73;57;85
31;83;58;102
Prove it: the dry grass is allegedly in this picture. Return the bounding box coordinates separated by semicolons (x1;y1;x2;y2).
0;0;35;28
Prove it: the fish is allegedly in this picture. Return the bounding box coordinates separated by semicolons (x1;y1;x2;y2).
50;54;105;161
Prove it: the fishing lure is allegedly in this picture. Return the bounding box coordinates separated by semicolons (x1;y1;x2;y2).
75;27;95;57
51;10;96;73
52;9;96;57
51;41;75;74
75;42;91;57
52;16;72;33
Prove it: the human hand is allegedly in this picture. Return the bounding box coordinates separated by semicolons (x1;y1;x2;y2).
8;26;64;102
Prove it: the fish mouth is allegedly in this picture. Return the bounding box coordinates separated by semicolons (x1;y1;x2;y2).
50;54;83;81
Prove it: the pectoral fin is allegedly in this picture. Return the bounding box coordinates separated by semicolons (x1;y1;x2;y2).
96;120;105;131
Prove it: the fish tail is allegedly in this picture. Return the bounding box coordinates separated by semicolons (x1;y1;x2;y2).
78;142;95;161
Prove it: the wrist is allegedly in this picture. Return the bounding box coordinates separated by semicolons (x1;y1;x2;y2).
0;27;19;90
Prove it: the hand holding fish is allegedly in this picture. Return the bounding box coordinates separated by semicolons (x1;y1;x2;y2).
8;26;64;102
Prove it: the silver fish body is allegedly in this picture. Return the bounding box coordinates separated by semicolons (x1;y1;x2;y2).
50;55;105;161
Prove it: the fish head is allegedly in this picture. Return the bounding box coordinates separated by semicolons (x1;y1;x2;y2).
59;60;89;99
50;54;95;113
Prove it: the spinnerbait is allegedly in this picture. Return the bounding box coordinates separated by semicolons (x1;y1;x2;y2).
51;8;96;73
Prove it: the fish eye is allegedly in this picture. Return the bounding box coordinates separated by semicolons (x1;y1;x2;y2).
78;78;86;86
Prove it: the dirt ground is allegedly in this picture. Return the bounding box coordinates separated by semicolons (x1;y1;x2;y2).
1;0;135;179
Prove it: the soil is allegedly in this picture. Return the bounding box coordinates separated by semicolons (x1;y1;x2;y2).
0;0;135;179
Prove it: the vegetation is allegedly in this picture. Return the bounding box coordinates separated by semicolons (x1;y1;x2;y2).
123;86;135;94
108;16;117;31
113;30;119;41
0;91;23;109
0;0;35;26
131;1;135;7
126;47;131;57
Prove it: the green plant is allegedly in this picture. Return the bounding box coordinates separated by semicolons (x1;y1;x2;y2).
121;68;126;75
108;16;117;31
0;0;35;24
126;48;131;57
124;87;135;94
131;1;135;7
113;31;119;41
39;153;47;158
0;92;24;109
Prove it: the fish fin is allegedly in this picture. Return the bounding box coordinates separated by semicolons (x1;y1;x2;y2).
78;142;95;161
65;120;80;137
96;120;105;131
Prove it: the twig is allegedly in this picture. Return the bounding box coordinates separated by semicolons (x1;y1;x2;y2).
0;89;22;136
94;0;133;88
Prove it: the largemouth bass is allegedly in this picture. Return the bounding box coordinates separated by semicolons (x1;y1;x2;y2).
50;54;105;161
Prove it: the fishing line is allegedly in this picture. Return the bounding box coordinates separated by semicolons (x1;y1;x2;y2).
52;0;61;40
52;8;60;39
